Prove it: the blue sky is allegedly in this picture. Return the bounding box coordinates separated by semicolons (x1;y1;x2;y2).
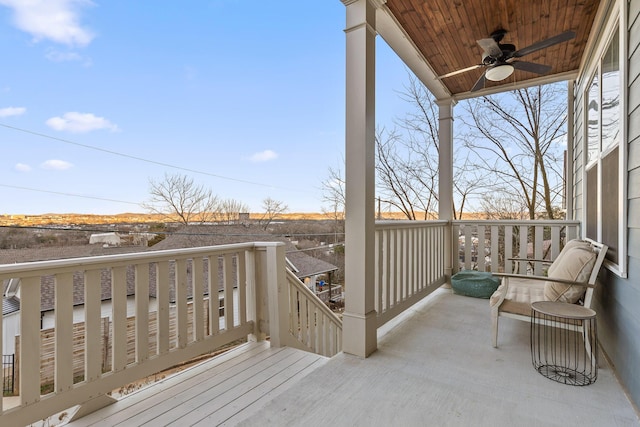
0;0;412;215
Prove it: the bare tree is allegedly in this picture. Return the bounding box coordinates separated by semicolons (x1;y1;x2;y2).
320;164;346;244
321;164;346;221
461;84;566;219
217;198;250;224
143;173;220;225
480;192;530;220
258;197;288;229
375;74;485;220
375;127;436;220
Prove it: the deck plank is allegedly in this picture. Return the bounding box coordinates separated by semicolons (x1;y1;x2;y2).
173;351;326;426
121;348;291;426
214;356;327;427
69;341;274;426
136;347;311;426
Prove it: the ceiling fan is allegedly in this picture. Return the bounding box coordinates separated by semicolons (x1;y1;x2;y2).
438;29;576;92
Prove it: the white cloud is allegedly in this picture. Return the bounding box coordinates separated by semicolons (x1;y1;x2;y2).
250;149;278;163
41;159;73;170
46;112;119;133
0;106;26;117
15;163;32;172
0;0;95;47
45;48;88;63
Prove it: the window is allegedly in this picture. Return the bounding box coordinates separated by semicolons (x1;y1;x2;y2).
584;28;622;269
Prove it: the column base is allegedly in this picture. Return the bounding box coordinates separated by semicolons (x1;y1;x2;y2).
342;309;378;358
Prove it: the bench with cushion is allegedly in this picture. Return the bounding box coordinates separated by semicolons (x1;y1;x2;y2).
489;239;608;347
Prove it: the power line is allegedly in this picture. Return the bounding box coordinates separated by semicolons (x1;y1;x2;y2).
0;184;140;205
0;122;305;192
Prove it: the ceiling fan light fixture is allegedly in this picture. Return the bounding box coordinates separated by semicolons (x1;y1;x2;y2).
485;64;514;81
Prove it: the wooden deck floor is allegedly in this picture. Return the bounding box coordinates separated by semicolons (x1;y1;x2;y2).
68;288;640;427
67;342;328;426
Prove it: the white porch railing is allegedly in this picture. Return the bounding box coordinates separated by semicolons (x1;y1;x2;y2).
0;242;335;426
374;221;448;326
284;270;342;357
453;220;581;274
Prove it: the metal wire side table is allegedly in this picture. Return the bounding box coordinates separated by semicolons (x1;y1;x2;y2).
530;301;597;386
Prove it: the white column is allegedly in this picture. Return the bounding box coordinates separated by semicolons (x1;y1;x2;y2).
341;0;377;358
437;99;455;281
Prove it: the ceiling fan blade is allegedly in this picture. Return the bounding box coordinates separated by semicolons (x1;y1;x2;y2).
470;72;486;92
477;37;502;58
513;30;576;58
512;61;552;74
438;64;483;80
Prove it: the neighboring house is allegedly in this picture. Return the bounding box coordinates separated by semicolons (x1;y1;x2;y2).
2;279;20;355
287;249;340;297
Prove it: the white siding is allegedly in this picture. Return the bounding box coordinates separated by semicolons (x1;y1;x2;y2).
2;311;20;355
41;296;158;329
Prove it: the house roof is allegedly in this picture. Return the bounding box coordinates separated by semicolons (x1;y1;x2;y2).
150;224;291;250
286;250;338;279
0;245;145;265
377;0;601;99
153;224;339;282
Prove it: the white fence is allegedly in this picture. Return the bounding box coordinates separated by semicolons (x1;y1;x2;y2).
0;242;336;426
374;221;448;326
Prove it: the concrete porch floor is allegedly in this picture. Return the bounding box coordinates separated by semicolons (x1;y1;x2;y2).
69;288;640;426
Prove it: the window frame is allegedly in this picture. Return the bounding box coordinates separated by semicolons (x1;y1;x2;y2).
580;3;627;277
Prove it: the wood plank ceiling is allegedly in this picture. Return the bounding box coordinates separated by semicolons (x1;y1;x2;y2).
385;0;602;96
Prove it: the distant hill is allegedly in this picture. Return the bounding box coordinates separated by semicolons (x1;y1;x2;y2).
0;212;335;226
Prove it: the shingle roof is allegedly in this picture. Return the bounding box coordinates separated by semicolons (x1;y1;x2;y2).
150;224;291;250
2;296;20;316
0;245;146;265
286;251;338;279
154;225;338;279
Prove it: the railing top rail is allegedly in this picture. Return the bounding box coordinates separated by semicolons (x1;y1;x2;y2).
375;220;448;229
374;219;579;229
0;241;285;278
452;219;581;226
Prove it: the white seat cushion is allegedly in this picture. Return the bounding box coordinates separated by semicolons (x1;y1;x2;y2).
496;277;546;316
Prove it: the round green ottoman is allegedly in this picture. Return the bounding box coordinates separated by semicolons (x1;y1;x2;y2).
451;271;500;298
